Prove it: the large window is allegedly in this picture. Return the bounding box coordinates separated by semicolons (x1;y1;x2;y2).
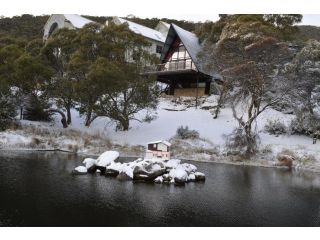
164;44;196;71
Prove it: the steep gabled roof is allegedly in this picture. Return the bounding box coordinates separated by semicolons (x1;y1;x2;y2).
115;17;166;43
161;24;211;76
63;14;94;28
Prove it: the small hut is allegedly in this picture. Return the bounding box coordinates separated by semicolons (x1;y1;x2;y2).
145;140;171;160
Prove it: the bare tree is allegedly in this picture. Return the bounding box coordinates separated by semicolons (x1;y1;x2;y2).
206;19;294;154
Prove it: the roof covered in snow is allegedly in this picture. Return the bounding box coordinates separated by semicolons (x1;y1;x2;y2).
115;17;166;43
161;24;212;76
148;140;171;147
63;14;94;28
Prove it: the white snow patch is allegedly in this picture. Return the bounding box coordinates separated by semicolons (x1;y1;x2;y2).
96;151;119;167
82;158;96;169
74;166;87;173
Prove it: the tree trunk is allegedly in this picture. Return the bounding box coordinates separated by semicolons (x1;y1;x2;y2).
66;106;72;125
20;106;23;120
85;109;92;127
47;109;68;128
119;117;130;131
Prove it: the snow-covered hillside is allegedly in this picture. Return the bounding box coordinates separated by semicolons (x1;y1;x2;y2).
1;96;320;171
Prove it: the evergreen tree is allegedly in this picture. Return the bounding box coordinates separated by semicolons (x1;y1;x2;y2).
42;28;79;125
70;22;159;130
0;87;16;131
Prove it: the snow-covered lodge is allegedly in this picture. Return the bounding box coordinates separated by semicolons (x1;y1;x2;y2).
145;140;171;160
43;14;94;41
145;24;215;97
43;14;169;57
110;17;168;58
43;15;215;97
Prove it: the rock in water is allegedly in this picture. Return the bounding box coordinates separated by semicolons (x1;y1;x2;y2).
181;163;197;174
96;151;120;167
187;173;196;182
133;161;166;181
117;171;133;181
165;159;181;169
169;165;188;184
83;158;96;169
73;166;87;175
106;162;123;176
194;172;206;181
154;176;163;184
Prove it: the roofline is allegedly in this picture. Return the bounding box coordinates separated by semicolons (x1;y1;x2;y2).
171;23;200;72
43;14;60;31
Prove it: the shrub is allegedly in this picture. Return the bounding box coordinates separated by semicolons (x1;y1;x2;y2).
289;111;320;136
264;119;287;136
176;126;200;139
0;93;17;131
23;95;53;122
224;128;260;155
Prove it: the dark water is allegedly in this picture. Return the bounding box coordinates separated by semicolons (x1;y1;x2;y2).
1;151;320;226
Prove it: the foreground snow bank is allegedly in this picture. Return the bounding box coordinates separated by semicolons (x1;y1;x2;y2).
73;152;205;184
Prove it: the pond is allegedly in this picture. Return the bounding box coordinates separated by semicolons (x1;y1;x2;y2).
0;151;320;226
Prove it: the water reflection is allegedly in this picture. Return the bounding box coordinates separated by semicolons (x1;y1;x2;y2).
0;151;320;226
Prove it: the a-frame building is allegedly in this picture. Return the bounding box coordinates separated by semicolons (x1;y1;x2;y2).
146;24;214;97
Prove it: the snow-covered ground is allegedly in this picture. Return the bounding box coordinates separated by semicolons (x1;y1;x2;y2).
1;95;320;172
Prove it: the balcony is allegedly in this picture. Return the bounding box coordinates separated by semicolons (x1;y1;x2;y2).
144;58;197;75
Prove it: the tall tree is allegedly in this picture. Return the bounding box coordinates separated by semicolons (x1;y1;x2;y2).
284;40;320;135
42;28;79;125
202;15;296;154
69;22;159;129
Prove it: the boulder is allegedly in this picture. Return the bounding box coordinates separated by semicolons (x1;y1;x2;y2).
87;165;98;174
181;163;197;174
117;171;133;181
165;159;181;170
162;173;171;182
106;162;123;177
187;173;196;182
277;154;294;169
154;176;163;184
169;165;188;184
116;164;134;181
96;151;119;167
194;172;206;181
73;166;87;175
82;158;96;169
133;161;166;181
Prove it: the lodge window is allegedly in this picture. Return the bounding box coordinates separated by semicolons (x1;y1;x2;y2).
156;45;163;54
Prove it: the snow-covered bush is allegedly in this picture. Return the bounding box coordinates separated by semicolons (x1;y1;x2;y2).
289;111;320;136
264;119;287;136
176;126;200;139
224;128;260;155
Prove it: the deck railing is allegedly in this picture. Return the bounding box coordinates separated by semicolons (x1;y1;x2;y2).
144;59;196;73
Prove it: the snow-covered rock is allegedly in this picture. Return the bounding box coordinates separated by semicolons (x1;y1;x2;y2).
96;151;119;167
187;173;196;182
154;176;163;184
133;159;166;180
194;172;206;181
165;159;181;169
181;163;197;174
169;165;188;184
82;158;96;169
73;166;87;174
105;162;123;176
162;173;171;182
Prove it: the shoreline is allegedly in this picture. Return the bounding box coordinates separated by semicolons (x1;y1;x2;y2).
1;147;320;174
